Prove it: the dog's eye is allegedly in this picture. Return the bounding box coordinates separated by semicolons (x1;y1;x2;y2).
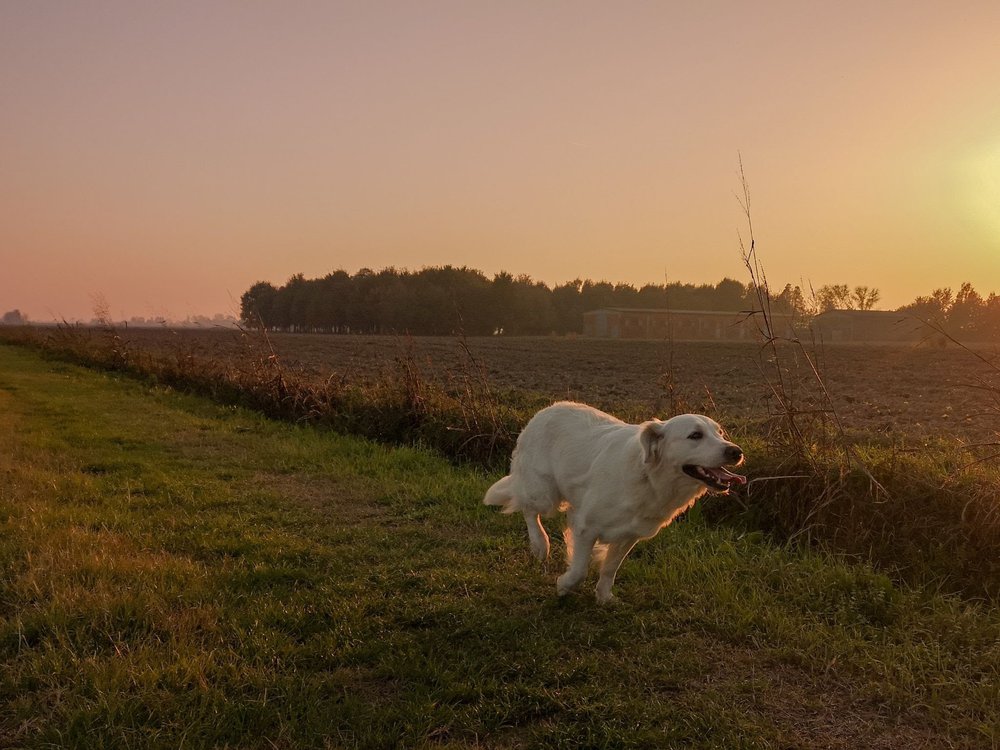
687;431;703;440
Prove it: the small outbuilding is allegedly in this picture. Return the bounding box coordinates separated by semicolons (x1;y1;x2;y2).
811;310;926;343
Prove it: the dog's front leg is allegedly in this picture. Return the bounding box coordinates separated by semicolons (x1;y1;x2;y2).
556;529;597;596
595;538;639;604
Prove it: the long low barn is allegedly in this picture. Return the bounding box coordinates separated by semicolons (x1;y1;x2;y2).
582;308;796;340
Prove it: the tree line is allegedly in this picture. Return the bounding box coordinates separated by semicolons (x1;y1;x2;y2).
239;267;762;336
238;266;1000;339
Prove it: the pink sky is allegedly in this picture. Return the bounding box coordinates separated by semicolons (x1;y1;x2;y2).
2;1;999;321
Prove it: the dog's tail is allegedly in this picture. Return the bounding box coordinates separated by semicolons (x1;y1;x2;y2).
483;475;518;513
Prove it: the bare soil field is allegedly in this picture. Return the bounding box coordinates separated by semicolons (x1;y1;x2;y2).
116;328;1000;445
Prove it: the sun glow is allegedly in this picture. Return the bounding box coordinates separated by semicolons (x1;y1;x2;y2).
967;140;1000;238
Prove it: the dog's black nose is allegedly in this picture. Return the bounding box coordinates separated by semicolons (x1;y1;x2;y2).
724;446;743;464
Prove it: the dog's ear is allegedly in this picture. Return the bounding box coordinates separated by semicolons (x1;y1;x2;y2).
640;422;662;465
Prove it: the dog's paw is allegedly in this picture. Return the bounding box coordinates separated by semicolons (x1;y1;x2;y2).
530;539;550;562
595;590;617;605
555;574;576;596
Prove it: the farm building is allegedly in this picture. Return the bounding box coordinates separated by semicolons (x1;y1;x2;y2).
811;309;927;343
582;308;796;341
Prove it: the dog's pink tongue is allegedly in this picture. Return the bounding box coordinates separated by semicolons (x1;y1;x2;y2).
714;467;747;485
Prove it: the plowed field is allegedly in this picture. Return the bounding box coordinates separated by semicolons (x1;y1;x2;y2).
118;328;1000;444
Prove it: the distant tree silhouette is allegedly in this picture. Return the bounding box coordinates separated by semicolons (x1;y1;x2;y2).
771;284;812;316
237;266;996;340
551;279;584;334
236;268;806;334
851;286;881;311
897;282;999;340
898;287;953;325
816;284;852;311
240;282;279;328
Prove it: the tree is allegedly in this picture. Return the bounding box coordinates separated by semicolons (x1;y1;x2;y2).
898;287;953;324
239;282;278;327
983;293;1000;340
851;286;880;311
772;284;812;317
490;271;517;334
579;280;615;313
816;284;852;311
714;278;750;311
812;284;881;312
636;284;668;310
551;279;584;334
509;275;555;335
239;266;1000;339
428;265;494;335
315;270;352;332
948;282;984;335
611;282;640;308
1;309;26;325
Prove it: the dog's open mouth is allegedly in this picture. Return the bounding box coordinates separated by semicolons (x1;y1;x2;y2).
682;465;747;493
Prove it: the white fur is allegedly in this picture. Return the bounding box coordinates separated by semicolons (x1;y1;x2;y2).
484;401;743;603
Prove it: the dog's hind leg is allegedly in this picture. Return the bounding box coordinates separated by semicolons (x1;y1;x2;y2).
595;538;638;604
523;510;550;561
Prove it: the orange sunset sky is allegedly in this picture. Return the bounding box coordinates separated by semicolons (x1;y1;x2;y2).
2;1;999;322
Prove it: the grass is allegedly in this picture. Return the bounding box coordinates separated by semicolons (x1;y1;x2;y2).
1;343;999;748
3;323;999;602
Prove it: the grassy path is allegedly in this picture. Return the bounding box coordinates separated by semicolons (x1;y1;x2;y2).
0;345;997;749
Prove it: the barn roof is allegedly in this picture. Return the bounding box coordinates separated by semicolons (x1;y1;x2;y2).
814;309;908;319
583;307;789;317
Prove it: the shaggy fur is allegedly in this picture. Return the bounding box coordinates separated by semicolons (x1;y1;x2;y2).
484;401;745;603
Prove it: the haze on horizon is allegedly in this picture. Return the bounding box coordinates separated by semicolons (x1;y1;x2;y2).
2;1;999;323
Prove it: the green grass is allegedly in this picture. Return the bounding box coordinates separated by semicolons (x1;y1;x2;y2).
5;324;1000;600
1;343;998;749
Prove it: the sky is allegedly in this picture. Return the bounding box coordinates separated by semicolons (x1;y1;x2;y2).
2;1;999;322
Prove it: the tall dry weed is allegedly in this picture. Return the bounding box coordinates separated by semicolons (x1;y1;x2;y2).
731;161;1000;598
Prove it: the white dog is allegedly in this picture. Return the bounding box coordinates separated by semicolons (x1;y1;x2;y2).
484;401;745;603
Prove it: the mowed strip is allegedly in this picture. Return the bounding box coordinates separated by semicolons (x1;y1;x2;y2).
0;345;997;749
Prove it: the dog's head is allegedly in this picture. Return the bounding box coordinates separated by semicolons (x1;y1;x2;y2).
640;414;746;493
